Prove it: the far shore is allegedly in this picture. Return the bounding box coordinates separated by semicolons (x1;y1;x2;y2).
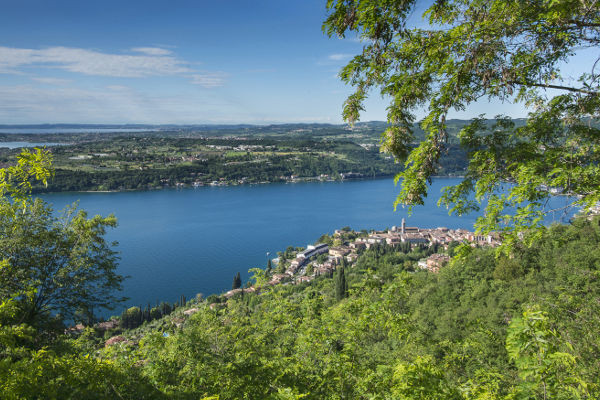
39;174;468;195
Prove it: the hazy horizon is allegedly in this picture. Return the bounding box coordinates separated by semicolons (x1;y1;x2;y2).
0;117;531;128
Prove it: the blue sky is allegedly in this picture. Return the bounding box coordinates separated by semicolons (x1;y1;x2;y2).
0;0;588;124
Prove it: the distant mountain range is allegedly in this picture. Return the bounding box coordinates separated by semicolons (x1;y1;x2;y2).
0;119;529;131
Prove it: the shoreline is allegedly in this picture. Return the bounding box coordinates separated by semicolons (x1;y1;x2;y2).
39;173;468;195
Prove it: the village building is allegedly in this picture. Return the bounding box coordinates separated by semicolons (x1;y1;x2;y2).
418;253;451;273
385;235;402;246
401;232;430;246
399;218;419;234
289;258;305;273
269;273;288;285
329;246;351;258
349;240;366;250
345;253;359;263
298;243;329;259
367;235;386;244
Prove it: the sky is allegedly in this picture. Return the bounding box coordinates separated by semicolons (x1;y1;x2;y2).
0;0;590;125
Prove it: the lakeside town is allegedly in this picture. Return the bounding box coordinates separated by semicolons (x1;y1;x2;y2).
76;219;502;345
223;219;501;299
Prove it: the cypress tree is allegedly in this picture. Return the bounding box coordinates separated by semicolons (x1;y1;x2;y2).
400;241;410;254
232;272;242;289
160;301;172;317
335;266;347;301
120;309;129;329
144;304;150;322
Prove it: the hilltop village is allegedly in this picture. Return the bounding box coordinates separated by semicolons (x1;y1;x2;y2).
223;219;501;299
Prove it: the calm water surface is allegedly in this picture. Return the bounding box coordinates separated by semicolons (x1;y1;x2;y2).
39;178;574;315
0;128;153;134
0;142;63;149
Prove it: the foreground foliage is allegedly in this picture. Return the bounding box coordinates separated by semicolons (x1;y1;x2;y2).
0;200;123;327
3;218;596;399
0;150;136;399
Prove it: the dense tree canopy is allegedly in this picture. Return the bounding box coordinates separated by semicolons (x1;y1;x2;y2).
0;151;143;399
0;200;123;325
0;149;124;333
324;0;600;240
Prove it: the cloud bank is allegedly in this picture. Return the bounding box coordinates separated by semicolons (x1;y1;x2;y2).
0;46;225;87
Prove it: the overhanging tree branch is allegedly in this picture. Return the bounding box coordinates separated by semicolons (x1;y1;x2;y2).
508;80;599;95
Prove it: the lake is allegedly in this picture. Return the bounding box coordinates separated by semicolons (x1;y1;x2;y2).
39;178;575;315
0;142;64;149
0;128;154;134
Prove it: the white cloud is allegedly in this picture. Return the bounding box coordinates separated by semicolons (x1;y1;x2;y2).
30;77;71;85
0;46;193;78
0;47;35;74
190;72;227;88
131;47;173;56
328;53;353;61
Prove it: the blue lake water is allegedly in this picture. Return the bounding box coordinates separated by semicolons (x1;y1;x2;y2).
0;128;154;134
0;142;63;149
38;178;575;315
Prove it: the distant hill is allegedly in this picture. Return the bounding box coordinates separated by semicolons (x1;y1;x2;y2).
0;119;532;143
0;119;528;132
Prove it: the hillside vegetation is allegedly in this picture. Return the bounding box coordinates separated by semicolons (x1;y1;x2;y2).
3;217;599;399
